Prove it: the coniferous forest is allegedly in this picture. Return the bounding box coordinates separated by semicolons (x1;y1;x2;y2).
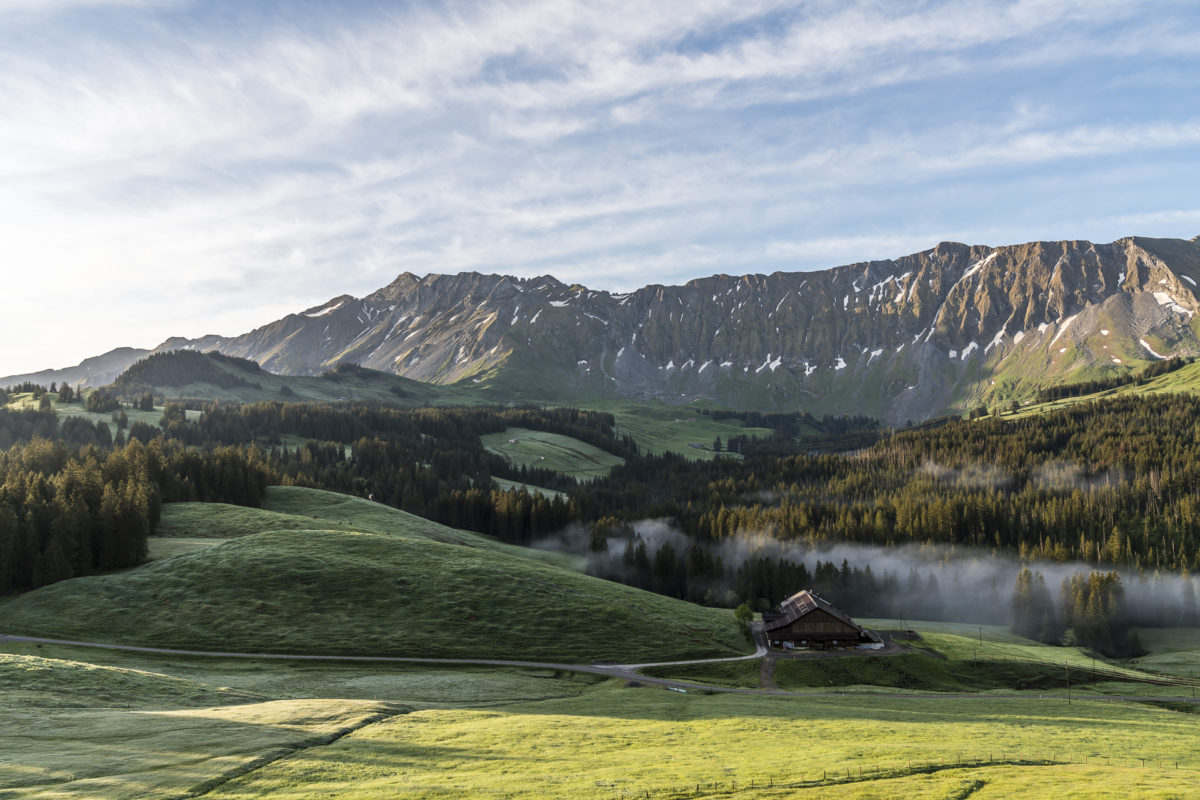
5;387;1200;655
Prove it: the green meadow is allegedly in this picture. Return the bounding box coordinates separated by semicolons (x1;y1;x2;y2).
4;640;1199;799
481;426;626;479
0;487;748;663
3;488;1200;798
188;691;1200;800
592;398;777;458
157;485;578;568
999;359;1200;419
646;620;1194;699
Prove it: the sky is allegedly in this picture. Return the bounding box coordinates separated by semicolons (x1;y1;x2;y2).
2;0;1199;376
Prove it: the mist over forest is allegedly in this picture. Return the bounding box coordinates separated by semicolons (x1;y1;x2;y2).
544;520;1198;631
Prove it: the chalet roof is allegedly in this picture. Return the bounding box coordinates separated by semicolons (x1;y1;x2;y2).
762;589;863;633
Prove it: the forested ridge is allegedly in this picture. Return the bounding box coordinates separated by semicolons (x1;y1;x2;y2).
4;386;1200;655
582;394;1200;570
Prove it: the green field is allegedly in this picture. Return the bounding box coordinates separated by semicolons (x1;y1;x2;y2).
1000;360;1200;419
156;485;576;569
0;641;603;707
482;426;625;479
590;398;778;458
0;696;399;799
4;620;1200;798
490;476;566;500
0;490;747;663
646;620;1189;695
5;486;1200;798
196;691;1200;800
1128;628;1200;680
7;391;171;428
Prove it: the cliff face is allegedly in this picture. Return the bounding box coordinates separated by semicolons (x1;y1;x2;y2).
128;235;1200;420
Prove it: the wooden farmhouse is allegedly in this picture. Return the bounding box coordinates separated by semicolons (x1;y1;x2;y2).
762;589;870;649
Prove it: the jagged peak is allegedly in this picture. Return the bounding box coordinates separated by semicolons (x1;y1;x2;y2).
299;294;356;317
524;275;567;290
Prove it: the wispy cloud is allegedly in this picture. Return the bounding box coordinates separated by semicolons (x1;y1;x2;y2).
1;0;1199;373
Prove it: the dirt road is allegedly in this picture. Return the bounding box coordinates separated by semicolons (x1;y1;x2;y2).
4;631;1198;703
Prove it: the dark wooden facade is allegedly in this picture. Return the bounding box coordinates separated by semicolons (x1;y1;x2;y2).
763;590;867;649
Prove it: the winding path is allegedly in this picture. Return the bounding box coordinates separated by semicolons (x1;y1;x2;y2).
3;630;1198;704
0;631;764;686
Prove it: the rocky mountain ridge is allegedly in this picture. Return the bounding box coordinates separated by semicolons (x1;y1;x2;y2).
10;235;1200;423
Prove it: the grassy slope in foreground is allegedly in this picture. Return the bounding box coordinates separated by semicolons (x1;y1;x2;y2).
0;651;262;709
1;698;396;799
203;689;1200;800
0;522;748;664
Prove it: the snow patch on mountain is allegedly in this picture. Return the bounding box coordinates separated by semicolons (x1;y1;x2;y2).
1140;339;1168;359
304;300;346;318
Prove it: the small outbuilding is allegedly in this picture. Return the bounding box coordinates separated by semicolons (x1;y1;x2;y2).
762;589;871;649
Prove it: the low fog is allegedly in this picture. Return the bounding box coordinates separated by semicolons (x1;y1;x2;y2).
536;521;1198;628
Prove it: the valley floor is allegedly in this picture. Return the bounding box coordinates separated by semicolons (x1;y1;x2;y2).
3;488;1199;798
3;625;1200;799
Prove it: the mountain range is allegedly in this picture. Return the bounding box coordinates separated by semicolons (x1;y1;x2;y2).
7;235;1200;423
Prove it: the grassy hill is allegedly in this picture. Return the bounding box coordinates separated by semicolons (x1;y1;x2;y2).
644;620;1187;696
1003;359;1200;418
482;426;625;480
109;353;483;406
0;652;262;709
155;485;583;569
1;492;748;663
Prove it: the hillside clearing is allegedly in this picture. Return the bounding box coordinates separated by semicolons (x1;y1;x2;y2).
481;426;624;479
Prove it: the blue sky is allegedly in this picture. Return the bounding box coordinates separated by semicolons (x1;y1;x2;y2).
2;0;1199;374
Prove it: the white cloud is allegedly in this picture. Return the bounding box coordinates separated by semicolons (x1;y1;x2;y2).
0;0;1198;373
0;0;175;11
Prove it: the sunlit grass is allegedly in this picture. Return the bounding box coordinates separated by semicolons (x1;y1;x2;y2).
203;690;1200;799
481;426;625;479
0;699;396;799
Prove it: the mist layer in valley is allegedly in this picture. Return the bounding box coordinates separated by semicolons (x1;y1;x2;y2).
539;521;1198;630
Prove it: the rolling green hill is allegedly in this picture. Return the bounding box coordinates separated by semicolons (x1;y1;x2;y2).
108;351;482;407
1;495;748;663
1008;358;1200;418
0;652;262;709
482;426;625;479
155;485;583;568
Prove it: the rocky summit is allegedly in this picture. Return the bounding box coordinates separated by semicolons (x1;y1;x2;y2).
12;236;1200;423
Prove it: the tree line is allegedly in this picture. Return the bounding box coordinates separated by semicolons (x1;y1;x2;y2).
9;384;1200;631
1033;356;1191;403
0;436;271;594
1011;567;1141;656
